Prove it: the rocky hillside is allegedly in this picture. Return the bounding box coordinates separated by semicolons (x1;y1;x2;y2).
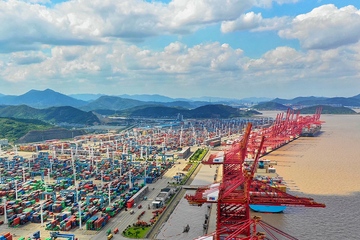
16;128;86;143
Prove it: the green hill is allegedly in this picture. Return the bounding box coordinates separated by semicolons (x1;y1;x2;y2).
126;106;185;118
0;117;52;143
0;89;87;108
299;105;357;114
186;104;249;118
0;105;100;125
252;102;290;111
81;96;146;111
271;95;360;107
121;104;260;118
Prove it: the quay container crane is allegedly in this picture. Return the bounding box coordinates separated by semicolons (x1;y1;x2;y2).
185;122;325;240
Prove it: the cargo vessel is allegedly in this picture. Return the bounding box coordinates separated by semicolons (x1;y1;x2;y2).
300;124;321;137
249;180;287;213
248;160;288;213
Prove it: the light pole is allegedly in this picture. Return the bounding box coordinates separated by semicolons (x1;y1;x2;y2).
22;167;26;183
144;162;147;186
40;201;44;227
77;185;82;229
119;160;122;177
129;170;132;190
50;159;53;175
101;170;104;189
3;197;7;224
48;168;51;185
71;150;82;229
52;146;56;160
108;181;112;206
14;180;18;201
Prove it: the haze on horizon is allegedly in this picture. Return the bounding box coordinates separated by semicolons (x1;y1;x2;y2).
0;0;360;99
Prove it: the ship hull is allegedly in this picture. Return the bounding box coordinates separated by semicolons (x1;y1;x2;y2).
249;205;286;213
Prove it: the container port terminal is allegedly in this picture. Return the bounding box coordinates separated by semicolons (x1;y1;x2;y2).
0;108;325;240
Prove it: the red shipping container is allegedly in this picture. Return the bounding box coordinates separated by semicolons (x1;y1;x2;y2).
94;220;99;229
13;217;20;225
2;232;10;237
95;218;104;229
65;221;72;231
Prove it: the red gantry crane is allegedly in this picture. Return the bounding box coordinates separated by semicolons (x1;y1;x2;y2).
185;121;325;240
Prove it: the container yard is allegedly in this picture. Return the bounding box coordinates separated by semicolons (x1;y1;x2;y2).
0;110;324;239
0;144;176;239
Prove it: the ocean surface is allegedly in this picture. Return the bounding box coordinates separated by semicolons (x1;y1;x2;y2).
256;113;360;240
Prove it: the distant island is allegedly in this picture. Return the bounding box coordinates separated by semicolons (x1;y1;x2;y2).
252;102;357;114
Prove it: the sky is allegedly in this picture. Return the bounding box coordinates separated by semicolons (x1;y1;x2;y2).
1;0;360;99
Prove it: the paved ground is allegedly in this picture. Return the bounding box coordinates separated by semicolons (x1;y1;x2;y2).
155;156;219;240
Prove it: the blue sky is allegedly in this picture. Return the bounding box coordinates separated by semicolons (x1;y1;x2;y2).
0;0;360;99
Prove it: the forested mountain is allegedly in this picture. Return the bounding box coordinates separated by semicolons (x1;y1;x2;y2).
0;105;100;125
252;102;289;111
120;104;260;118
271;95;360;107
0;89;87;108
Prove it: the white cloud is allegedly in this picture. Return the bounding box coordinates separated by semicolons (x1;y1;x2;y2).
279;4;360;49
252;0;300;8
0;0;303;54
210;44;244;71
0;1;101;52
2;38;359;97
164;42;186;54
168;0;253;26
221;12;263;32
0;41;245;89
0;0;257;51
1;1;360;98
272;0;299;4
255;16;291;31
19;0;50;3
221;12;291;33
10;51;47;65
245;44;360;83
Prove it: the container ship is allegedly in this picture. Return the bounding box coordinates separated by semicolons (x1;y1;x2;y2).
249;181;287;213
300;124;321;137
246;159;288;213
